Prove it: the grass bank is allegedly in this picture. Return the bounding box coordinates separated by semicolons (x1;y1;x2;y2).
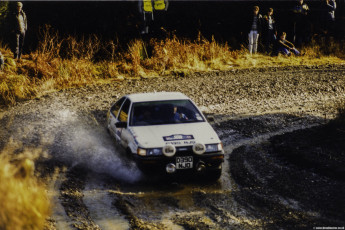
0;142;51;230
1;27;344;106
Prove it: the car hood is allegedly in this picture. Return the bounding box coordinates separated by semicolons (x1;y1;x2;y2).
129;122;220;148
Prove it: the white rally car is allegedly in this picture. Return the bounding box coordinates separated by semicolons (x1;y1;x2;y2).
107;92;224;180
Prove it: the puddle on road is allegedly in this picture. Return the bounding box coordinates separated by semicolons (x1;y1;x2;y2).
83;179;130;230
48;173;75;230
2;104;331;229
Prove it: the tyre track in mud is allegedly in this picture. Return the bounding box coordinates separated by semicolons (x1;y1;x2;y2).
0;65;344;229
55;113;326;230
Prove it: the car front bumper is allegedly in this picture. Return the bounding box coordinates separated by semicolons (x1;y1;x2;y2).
133;151;224;173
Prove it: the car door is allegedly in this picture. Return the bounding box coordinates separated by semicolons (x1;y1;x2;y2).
109;97;126;138
116;99;131;148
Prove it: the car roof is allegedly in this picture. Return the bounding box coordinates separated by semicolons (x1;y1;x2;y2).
126;92;189;103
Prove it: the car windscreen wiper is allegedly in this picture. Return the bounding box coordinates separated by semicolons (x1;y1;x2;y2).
180;119;202;123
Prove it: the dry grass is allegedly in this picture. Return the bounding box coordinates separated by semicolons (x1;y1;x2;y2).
1;26;344;106
143;35;237;74
0;141;51;230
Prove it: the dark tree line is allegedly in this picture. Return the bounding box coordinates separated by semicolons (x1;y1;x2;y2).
1;1;344;52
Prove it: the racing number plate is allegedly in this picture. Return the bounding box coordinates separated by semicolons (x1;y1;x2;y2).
176;156;193;169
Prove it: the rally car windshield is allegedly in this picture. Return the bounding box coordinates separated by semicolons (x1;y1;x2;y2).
130;100;205;126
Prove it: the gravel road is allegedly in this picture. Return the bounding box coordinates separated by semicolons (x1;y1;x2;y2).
0;64;344;229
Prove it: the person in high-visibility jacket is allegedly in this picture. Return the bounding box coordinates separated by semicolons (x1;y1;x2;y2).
152;0;169;37
153;0;168;11
138;0;154;34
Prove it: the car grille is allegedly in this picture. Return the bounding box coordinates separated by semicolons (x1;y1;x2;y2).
175;146;193;156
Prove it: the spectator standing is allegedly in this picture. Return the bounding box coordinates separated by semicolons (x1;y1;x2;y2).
0;51;4;70
11;2;27;60
292;0;309;47
152;0;169;38
323;0;336;36
153;0;168;13
263;8;277;52
247;6;262;55
275;32;300;56
138;0;154;35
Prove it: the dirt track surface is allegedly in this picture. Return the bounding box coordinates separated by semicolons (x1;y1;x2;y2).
0;64;345;229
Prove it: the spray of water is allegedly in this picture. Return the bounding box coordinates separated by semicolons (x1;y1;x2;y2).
47;108;142;183
63;123;142;183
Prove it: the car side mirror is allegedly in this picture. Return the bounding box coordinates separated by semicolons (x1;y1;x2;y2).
115;121;127;128
203;112;215;122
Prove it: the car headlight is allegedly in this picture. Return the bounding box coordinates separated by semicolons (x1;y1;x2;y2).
147;148;163;156
205;143;223;153
137;148;163;156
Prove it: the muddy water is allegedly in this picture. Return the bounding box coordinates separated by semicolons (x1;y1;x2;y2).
83;177;130;230
50;112;326;229
1;65;345;229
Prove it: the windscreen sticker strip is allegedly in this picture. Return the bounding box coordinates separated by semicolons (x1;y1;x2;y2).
163;134;194;141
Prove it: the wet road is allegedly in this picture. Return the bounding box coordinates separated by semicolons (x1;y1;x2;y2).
1;65;344;229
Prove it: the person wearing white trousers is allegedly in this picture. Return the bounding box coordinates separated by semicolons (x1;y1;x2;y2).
248;6;262;54
248;30;259;54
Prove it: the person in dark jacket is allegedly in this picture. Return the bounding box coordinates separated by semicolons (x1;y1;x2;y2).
275;32;300;56
292;0;309;47
247;6;263;55
263;8;277;52
323;0;336;36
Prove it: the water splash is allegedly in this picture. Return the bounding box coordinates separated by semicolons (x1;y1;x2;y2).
49;108;142;183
